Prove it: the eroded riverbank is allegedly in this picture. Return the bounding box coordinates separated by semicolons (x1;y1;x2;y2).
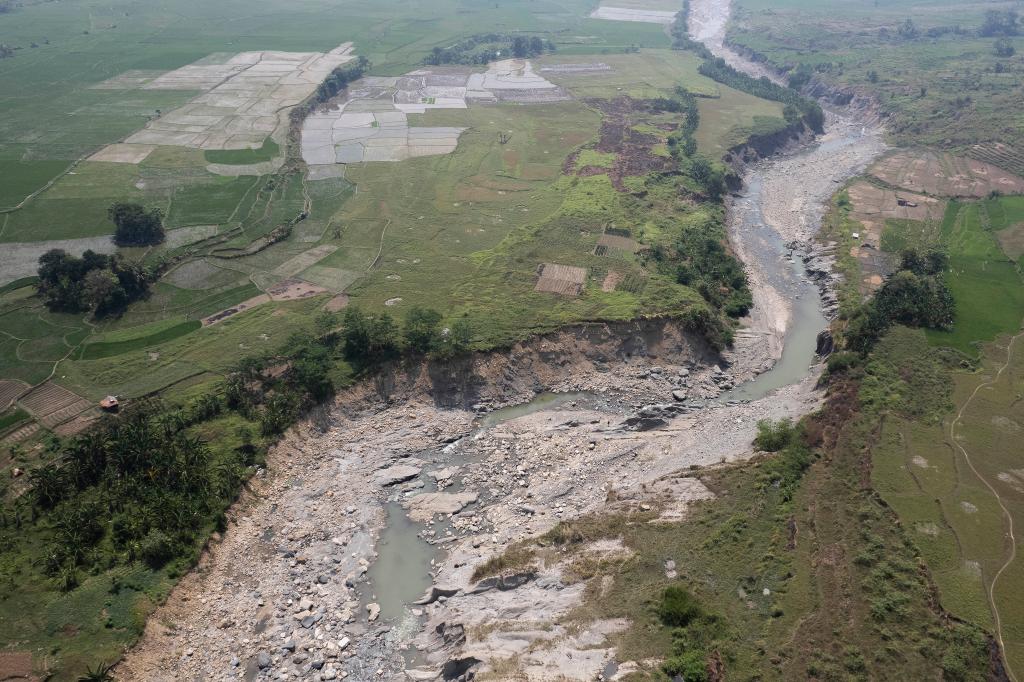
115;1;888;678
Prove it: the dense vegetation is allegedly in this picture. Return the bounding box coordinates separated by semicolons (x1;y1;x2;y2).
108;202;165;247
844;249;955;352
36;249;151;317
19;400;247;587
422;33;555;66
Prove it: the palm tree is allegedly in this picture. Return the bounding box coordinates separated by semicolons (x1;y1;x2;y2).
78;661;114;681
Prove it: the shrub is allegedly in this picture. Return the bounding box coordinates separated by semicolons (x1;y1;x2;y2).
663;650;707;680
140;530;174;568
754;418;795;452
657;586;704;627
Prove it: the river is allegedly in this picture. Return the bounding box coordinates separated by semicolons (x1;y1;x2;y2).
115;0;887;678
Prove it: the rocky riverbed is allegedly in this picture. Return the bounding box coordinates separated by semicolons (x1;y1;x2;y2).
115;0;889;678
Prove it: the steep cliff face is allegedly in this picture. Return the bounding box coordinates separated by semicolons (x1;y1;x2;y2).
337;317;721;411
722;37;885;124
723;119;810;171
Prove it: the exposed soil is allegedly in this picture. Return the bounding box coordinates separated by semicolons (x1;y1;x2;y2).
564;97;679;190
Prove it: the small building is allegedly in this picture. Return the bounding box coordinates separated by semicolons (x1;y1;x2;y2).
99;395;119;411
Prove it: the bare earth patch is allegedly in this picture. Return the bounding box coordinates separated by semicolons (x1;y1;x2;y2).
88;143;156;164
870;150;1024;198
534;263;588;296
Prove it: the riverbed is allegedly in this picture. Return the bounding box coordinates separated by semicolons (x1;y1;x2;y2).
115;0;887;678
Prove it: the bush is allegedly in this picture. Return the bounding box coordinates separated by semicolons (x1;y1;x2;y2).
140;529;174;568
657;586;704;627
663;650;707;680
754;418;795;452
825;351;860;375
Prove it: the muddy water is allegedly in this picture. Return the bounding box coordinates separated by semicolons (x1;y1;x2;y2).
720;174;829;401
365;503;438;624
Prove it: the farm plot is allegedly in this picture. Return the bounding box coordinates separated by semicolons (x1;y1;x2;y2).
93;44;355;157
17;381;93;430
0;380;29;410
870;150;1024;198
590;6;677;24
534;263;588;296
301;59;565;169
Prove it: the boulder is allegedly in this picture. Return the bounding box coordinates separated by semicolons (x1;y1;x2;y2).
413;585;460;605
407;492;478;521
373;464;422;486
815;329;834;357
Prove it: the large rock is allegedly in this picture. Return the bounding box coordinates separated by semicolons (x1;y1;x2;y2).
413;585;461;605
373;464;422;486
815;329;834;357
407;492;478;521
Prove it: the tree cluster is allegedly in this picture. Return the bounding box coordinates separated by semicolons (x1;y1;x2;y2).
844;249;955;353
108;202;165;246
18;399;247;588
980;9;1019;37
37;249;150;317
662;86;700;158
670;221;751;316
223;306;473;436
340;306;473;364
422;33;554;66
313;56;370;104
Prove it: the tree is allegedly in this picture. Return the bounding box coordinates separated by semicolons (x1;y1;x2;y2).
897;18;919;39
981;9;1019;37
108;202;165;246
512;36;529;58
994;38;1016;57
403;306;443;353
341;307;399;363
82;269;122;312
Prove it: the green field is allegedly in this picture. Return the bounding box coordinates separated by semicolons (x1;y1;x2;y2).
730;0;1024;150
203;137;281;165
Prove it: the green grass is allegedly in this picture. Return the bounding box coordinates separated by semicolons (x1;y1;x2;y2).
0;276;38;295
166;176;264;228
925;200;1024;356
203;137;280;165
574;149;617;169
0;160;73;210
540;48;718;99
78;320;201;360
695;86;784;155
0;407;30;433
